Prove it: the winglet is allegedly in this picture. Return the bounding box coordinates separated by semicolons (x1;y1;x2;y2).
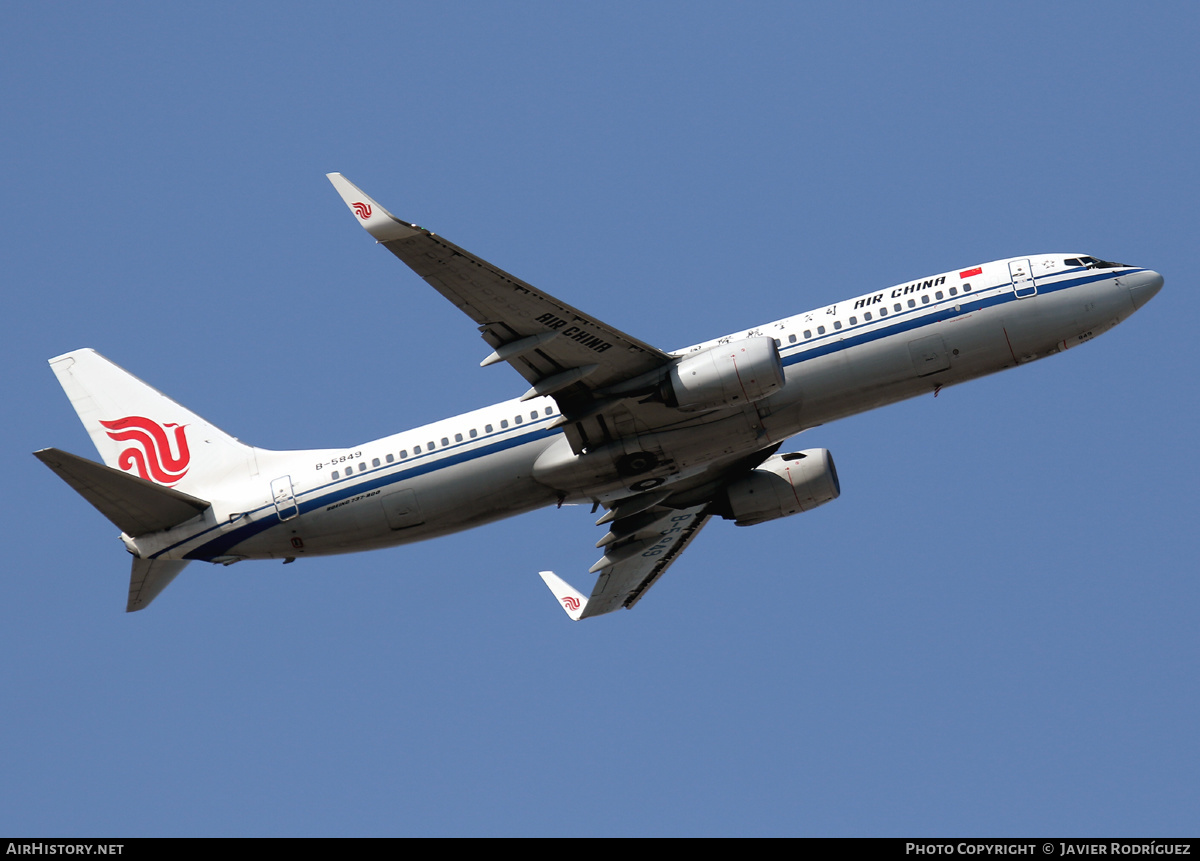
326;173;422;242
538;571;588;621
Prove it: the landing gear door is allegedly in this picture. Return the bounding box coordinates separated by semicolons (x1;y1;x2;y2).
1009;259;1037;299
270;475;299;521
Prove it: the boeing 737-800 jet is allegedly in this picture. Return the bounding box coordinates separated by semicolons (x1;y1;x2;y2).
35;174;1163;619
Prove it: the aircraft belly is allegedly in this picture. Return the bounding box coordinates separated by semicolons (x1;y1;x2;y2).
1061;276;1135;338
1003;276;1128;362
783;309;1015;429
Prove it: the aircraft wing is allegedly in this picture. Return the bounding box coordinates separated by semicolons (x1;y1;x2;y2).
539;501;710;619
327;174;672;420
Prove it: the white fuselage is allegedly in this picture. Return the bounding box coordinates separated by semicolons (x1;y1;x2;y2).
127;254;1158;565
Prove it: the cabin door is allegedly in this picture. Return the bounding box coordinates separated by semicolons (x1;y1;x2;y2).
270;475;299;521
1009;259;1037;299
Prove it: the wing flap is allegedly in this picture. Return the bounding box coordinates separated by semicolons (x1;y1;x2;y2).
540;503;711;620
381;229;668;389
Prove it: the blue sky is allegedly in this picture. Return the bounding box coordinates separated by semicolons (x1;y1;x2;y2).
3;2;1197;836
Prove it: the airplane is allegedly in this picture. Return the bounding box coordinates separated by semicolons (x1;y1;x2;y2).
34;173;1164;619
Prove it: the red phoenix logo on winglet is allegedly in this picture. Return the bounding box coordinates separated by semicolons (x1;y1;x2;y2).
351;201;372;220
99;416;191;486
562;596;581;612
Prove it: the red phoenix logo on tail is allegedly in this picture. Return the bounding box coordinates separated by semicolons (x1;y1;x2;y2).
351;201;372;220
99;416;191;486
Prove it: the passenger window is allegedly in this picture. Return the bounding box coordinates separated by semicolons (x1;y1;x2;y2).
907;299;916;308
894;303;902;312
921;295;930;304
935;291;944;300
500;420;508;429
485;424;493;433
455;433;463;442
372;457;380;467
358;462;366;472
774;338;782;347
864;312;872;321
530;411;537;420
817;326;825;335
788;334;797;343
400;449;408;459
949;286;958;297
514;415;523;425
469;429;478;438
804;330;812;339
833;320;842;330
427;441;435;450
879;306;888;316
414;445;421;454
386;453;394;464
849;316;857;325
332;470;339;480
441;437;449;446
544;407;553;416
962;283;972;292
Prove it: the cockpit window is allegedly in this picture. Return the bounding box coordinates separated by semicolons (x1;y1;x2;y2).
1065;256;1125;269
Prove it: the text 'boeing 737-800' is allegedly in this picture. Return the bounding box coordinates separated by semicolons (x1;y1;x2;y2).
35;174;1163;619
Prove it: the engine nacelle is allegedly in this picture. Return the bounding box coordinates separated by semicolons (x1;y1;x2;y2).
663;337;785;411
716;449;840;526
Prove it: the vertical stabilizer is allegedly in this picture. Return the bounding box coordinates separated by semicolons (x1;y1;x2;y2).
48;349;258;498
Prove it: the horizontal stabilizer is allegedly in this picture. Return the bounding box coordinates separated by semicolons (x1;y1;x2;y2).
34;448;210;536
127;557;189;612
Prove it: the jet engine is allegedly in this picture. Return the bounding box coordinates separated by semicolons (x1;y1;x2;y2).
662;337;785;411
714;449;840;526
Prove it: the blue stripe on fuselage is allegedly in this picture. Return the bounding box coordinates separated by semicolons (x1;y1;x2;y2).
173;423;561;561
171;266;1132;562
776;268;1132;367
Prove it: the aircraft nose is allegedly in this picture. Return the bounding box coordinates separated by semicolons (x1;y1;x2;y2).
1127;269;1164;311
